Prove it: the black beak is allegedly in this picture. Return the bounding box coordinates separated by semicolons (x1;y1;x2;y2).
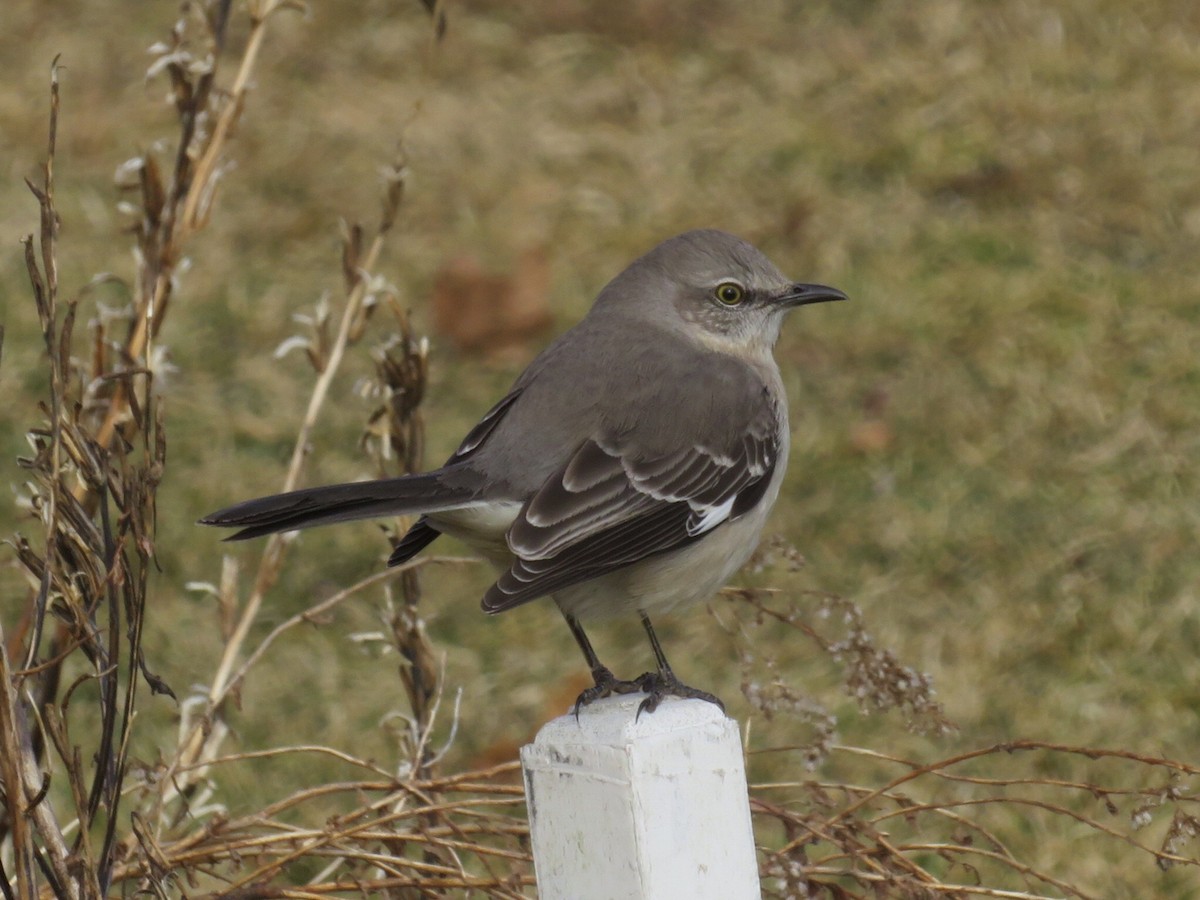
778;282;849;307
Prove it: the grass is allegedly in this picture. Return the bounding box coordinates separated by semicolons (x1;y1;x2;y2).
1;0;1199;895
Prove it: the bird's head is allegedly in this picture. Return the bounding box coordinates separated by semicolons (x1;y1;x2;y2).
599;229;847;355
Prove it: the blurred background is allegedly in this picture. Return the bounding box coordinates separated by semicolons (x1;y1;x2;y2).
2;1;1198;894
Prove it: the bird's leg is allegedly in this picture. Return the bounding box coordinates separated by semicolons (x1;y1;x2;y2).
563;611;642;717
634;612;726;718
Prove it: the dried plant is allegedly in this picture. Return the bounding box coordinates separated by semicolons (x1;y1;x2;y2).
732;586;955;744
0;4;523;897
712;567;1200;897
357;299;444;773
752;738;1200;899
2;51;182;899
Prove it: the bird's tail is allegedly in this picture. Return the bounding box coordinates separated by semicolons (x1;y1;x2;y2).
200;470;478;541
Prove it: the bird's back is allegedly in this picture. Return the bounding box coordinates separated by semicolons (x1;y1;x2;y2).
467;310;782;498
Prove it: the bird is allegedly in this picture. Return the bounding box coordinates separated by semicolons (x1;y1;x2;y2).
201;229;847;715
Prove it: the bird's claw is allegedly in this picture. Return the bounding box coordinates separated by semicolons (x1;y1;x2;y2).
573;666;726;720
633;670;726;720
573;665;644;718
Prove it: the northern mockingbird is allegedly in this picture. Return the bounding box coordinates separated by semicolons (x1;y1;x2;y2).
202;229;846;715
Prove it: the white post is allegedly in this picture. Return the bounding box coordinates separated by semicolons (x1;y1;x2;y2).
520;694;761;900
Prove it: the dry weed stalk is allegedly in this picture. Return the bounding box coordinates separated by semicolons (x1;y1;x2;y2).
161;162;407;809
128;12;479;896
3;2;523;894
725;587;1200;898
112;757;532;897
98;0;296;456
2;58;170;900
731;586;954;744
357;299;444;774
752;738;1200;898
3;2;523;895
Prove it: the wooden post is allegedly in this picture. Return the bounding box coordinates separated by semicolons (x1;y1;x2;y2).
521;695;761;899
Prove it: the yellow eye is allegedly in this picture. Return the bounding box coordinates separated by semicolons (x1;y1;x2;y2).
715;282;744;306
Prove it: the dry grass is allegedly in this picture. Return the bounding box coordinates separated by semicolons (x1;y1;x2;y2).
1;0;1199;896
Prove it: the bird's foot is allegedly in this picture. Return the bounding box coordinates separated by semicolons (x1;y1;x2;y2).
573;665;645;718
633;670;726;719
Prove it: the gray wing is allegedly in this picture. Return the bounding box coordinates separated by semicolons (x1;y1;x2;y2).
481;397;781;613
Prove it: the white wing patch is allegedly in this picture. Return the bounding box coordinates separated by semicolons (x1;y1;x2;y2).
686;495;736;536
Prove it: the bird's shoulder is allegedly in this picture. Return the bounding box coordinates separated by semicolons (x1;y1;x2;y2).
533;315;779;428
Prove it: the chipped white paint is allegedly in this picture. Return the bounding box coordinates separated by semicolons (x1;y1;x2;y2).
521;695;761;900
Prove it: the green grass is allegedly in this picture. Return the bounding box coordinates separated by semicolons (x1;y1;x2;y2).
2;0;1199;895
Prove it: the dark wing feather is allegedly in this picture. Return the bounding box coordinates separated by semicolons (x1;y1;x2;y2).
449;388;523;462
482;396;781;613
488;503;695;605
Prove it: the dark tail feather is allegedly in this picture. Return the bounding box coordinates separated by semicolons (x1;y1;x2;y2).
200;471;477;541
388;516;441;566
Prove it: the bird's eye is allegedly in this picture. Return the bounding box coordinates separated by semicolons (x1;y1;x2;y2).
715;282;744;306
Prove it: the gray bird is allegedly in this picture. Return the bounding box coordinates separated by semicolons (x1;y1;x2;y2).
201;229;846;714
